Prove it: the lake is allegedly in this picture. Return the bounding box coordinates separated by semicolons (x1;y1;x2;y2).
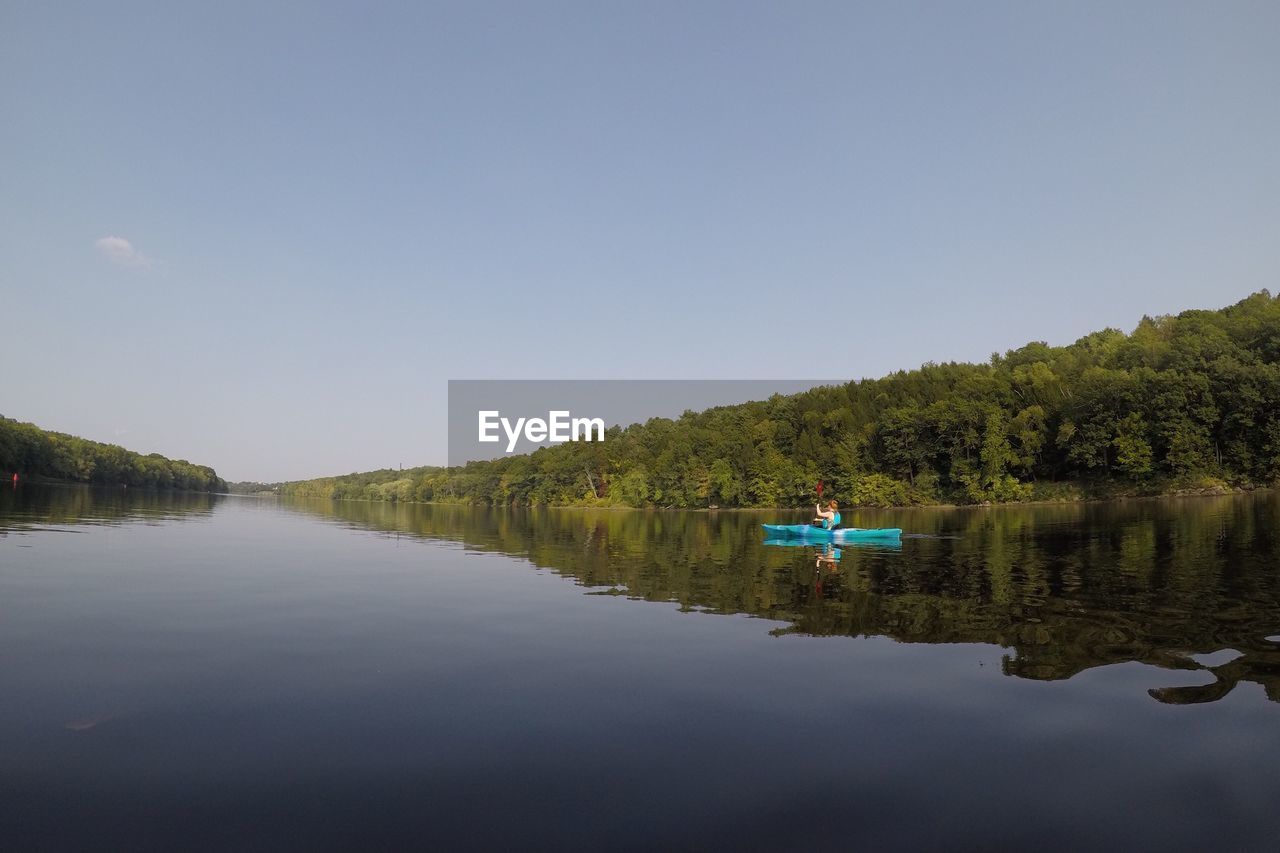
2;485;1279;850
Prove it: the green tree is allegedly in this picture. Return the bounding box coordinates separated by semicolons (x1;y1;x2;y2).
1113;413;1153;479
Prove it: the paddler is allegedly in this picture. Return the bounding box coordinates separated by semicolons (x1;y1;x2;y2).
813;500;841;530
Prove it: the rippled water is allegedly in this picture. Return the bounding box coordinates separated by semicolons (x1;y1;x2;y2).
2;485;1278;850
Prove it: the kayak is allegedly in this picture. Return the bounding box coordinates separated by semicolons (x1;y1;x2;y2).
761;524;902;541
764;537;902;552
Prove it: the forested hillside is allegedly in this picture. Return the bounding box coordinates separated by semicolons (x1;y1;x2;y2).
281;291;1280;507
0;417;224;492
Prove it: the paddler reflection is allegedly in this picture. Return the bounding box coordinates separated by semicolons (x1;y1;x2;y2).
813;544;841;596
815;543;841;571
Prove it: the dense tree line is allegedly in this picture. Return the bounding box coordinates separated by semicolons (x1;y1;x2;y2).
0;416;224;492
281;291;1280;507
226;481;281;495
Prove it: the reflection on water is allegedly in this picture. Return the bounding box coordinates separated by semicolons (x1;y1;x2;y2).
4;484;1280;850
0;483;221;534
276;493;1280;706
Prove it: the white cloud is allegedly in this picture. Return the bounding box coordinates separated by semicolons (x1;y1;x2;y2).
94;235;153;268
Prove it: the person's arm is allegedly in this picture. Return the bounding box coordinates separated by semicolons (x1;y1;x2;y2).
815;503;833;520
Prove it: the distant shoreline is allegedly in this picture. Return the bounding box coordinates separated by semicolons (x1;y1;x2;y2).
248;482;1271;511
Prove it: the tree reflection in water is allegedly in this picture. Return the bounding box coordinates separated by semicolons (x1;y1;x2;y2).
13;486;1271;706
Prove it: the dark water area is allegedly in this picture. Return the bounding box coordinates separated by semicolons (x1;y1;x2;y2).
3;485;1279;850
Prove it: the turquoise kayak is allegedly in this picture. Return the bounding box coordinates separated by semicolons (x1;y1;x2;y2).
764;537;902;552
761;524;902;541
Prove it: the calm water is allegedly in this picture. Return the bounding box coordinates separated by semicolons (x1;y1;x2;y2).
3;485;1279;851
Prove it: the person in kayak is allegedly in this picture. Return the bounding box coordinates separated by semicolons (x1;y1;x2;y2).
813;500;841;530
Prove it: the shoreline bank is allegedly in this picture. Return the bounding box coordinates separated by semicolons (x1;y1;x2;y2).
263;482;1272;511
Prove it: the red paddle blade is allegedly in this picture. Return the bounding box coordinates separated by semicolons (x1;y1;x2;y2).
817;480;824;497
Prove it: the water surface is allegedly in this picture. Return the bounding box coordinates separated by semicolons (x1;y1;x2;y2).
3;485;1278;850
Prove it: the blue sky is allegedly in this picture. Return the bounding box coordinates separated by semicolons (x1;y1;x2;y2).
2;1;1277;481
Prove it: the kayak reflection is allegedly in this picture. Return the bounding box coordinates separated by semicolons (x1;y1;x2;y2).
763;536;904;562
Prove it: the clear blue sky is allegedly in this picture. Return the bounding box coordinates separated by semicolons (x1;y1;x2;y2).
2;1;1277;482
